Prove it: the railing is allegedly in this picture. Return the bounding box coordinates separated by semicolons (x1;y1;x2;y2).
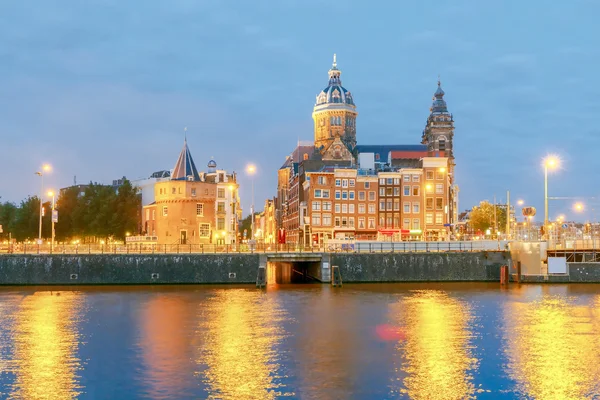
0;240;509;255
548;239;600;251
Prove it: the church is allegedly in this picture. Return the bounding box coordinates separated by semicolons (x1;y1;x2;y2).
274;55;457;245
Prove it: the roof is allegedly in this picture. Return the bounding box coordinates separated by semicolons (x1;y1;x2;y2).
390;150;429;159
171;139;201;181
355;144;427;162
315;55;355;107
280;144;316;169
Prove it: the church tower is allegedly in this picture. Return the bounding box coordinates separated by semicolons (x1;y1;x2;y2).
422;79;455;172
312;55;358;152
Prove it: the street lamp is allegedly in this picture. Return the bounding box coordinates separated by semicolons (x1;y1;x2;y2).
543;156;559;239
35;164;51;245
229;184;237;244
247;164;256;242
47;190;56;252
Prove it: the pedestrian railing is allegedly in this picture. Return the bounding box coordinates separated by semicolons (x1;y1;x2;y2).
0;240;509;255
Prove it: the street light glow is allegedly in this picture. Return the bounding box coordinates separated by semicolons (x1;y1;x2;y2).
574;202;584;212
517;200;524;206
47;190;54;197
42;164;51;172
543;155;560;170
439;167;445;173
247;164;256;175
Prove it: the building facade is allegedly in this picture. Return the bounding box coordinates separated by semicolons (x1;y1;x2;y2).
141;140;241;245
275;56;457;245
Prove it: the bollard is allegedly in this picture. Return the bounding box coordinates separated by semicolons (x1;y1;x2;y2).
500;265;509;285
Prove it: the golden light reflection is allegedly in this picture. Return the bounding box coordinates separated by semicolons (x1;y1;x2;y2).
391;291;478;399
9;291;83;399
196;290;290;399
504;296;600;399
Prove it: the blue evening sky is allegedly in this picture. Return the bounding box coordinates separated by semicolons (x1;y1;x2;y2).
1;0;598;221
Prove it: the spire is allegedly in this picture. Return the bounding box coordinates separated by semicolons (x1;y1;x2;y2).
430;78;448;114
184;126;187;141
171;138;201;181
328;53;341;84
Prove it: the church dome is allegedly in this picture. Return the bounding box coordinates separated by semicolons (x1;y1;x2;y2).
315;54;355;107
208;159;217;169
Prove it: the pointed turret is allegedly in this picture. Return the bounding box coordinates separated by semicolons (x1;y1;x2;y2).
421;78;455;163
171;138;201;181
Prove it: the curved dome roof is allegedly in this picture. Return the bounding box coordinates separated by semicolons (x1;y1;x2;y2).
315;54;355;107
207;159;217;169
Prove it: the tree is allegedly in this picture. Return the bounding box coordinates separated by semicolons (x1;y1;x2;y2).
110;179;140;240
0;201;18;240
469;201;507;234
239;212;261;240
56;186;81;241
13;196;41;241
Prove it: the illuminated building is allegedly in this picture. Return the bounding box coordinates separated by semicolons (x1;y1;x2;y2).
275;56;457;244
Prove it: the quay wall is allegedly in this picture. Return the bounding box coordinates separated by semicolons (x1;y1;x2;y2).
0;252;512;285
331;252;508;282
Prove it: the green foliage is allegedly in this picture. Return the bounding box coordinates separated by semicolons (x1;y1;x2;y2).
239;212;260;238
469;201;507;233
3;179;140;242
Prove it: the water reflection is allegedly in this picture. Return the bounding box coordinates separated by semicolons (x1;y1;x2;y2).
139;295;198;399
195;290;291;399
392;290;478;399
8;291;83;400
505;294;600;398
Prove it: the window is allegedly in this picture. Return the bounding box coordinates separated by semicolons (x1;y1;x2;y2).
368;218;376;229
436;198;444;210
394;178;400;185
342;179;348;188
394;201;400;211
152;210;155;221
322;190;330;199
199;223;210;237
386;187;393;196
413;219;420;230
145;209;150;220
218;188;225;198
217;202;225;213
404;186;410;196
217;218;225;230
379;178;385;185
342;191;348;200
386;178;393;185
335;217;341;227
368;191;376;201
205;189;209;195
159;188;162;195
172;187;176;194
349;179;355;187
364;182;370;189
426;198;434;210
196;203;204;216
358;191;365;201
387;216;393;227
435;213;443;224
439;140;446;151
379;216;385;226
379;188;385;196
412;175;420;182
393;187;400;196
191;188;197;197
436;171;444;180
413;203;420;214
403;175;411;182
387;200;393;211
342;217;348;227
368;204;376;214
358;204;365;213
312;201;321;211
342;204;348;213
412;186;420;196
315;189;322;198
312;214;321;226
349;191;355;200
403;218;411;229
323;214;332;226
335;179;341;187
163;206;168;216
323;201;332;211
349;204;355;213
335;191;341;200
436;184;444;194
426;171;434;180
318;176;327;185
404;202;411;213
335;204;341;213
358;217;365;229
426;213;434;224
349;217;355;228
394;217;399;228
379;201;385;211
375;153;380;160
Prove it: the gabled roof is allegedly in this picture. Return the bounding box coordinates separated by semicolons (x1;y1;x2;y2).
171;139;201;181
280;144;316;169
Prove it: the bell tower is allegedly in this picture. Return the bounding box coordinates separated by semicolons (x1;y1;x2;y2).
312;55;358;152
422;79;455;172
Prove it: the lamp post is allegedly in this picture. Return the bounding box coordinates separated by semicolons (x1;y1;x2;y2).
543;156;559;239
35;164;51;245
229;184;237;245
247;164;256;242
48;190;56;252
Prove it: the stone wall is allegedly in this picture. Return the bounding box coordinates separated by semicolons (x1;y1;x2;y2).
568;263;600;282
330;252;508;282
0;254;259;285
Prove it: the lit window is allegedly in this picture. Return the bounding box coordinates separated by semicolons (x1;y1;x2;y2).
426;213;434;224
436;198;443;210
196;203;204;216
426;198;434;210
412;186;420;196
413;219;420;230
312;214;321;226
163;206;168;216
435;213;443;224
199;223;210;237
404;202;411;213
403;219;411;229
218;188;225;198
217;218;225;230
217;202;225;213
436;184;444;194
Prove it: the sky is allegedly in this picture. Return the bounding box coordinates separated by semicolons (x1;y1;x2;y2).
1;0;599;222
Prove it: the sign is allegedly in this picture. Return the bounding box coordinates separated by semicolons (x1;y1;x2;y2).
52;210;58;223
562;223;568;229
443;223;452;227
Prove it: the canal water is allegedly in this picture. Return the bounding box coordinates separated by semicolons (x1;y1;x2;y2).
1;283;600;399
